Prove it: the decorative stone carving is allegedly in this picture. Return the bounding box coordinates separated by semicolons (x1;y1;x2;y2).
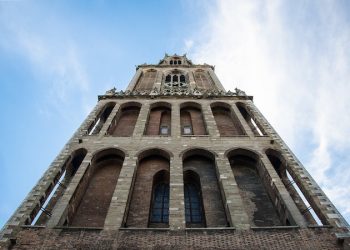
105;87;116;95
235;87;247;96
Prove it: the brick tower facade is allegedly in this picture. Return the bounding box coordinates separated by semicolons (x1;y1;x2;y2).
1;54;349;249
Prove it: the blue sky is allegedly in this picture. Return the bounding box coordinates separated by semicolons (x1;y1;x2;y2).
0;0;349;227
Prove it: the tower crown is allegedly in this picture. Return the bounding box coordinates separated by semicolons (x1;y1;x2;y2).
158;53;193;66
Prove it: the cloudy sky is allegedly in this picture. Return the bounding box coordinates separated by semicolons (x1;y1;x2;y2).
0;0;349;227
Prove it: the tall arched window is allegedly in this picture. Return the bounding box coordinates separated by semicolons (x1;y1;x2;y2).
211;103;245;136
108;104;141;137
150;170;169;225
145;104;171;136
182;150;228;227
126;151;170;228
87;102;116;135
184;171;204;227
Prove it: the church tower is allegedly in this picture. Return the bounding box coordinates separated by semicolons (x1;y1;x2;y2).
1;54;349;249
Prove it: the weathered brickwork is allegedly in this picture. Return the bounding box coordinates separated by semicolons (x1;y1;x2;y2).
1;54;348;249
9;227;346;249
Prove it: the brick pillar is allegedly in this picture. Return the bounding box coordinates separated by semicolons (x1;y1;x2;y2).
260;155;308;227
230;101;255;137
246;100;350;228
216;156;250;229
126;68;142;91
202;102;220;138
47;154;92;228
104;155;136;229
98;103;120;138
132;103;150;138
169;156;186;229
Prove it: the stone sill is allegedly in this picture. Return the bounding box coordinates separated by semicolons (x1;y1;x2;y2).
54;226;103;231
307;224;333;229
251;226;300;231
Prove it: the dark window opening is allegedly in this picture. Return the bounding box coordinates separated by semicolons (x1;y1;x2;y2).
150;183;169;223
185;183;203;227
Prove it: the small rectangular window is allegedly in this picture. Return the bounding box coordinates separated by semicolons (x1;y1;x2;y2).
183;125;192;135
160;126;169;135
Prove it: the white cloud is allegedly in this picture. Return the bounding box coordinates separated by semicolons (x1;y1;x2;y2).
187;0;350;223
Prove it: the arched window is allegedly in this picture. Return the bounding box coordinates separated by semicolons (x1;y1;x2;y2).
126;152;170;228
108;104;141;137
183;151;228;227
165;75;171;83
173;75;178;82
236;102;266;136
170;60;173;65
178;60;182;65
150;181;169;224
174;60;178;65
184;171;204;227
211;103;245;136
87;102;116;135
180;104;207;136
180;75;185;82
163;71;188;88
145;104;171;136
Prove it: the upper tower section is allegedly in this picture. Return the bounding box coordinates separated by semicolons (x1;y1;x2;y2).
126;54;226;93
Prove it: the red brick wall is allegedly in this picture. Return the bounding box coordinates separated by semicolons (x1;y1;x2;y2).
184;156;228;227
145;108;171;135
110;107;140;137
212;107;244;136
69;158;123;227
180;108;207;135
126;156;170;228
10;227;344;249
